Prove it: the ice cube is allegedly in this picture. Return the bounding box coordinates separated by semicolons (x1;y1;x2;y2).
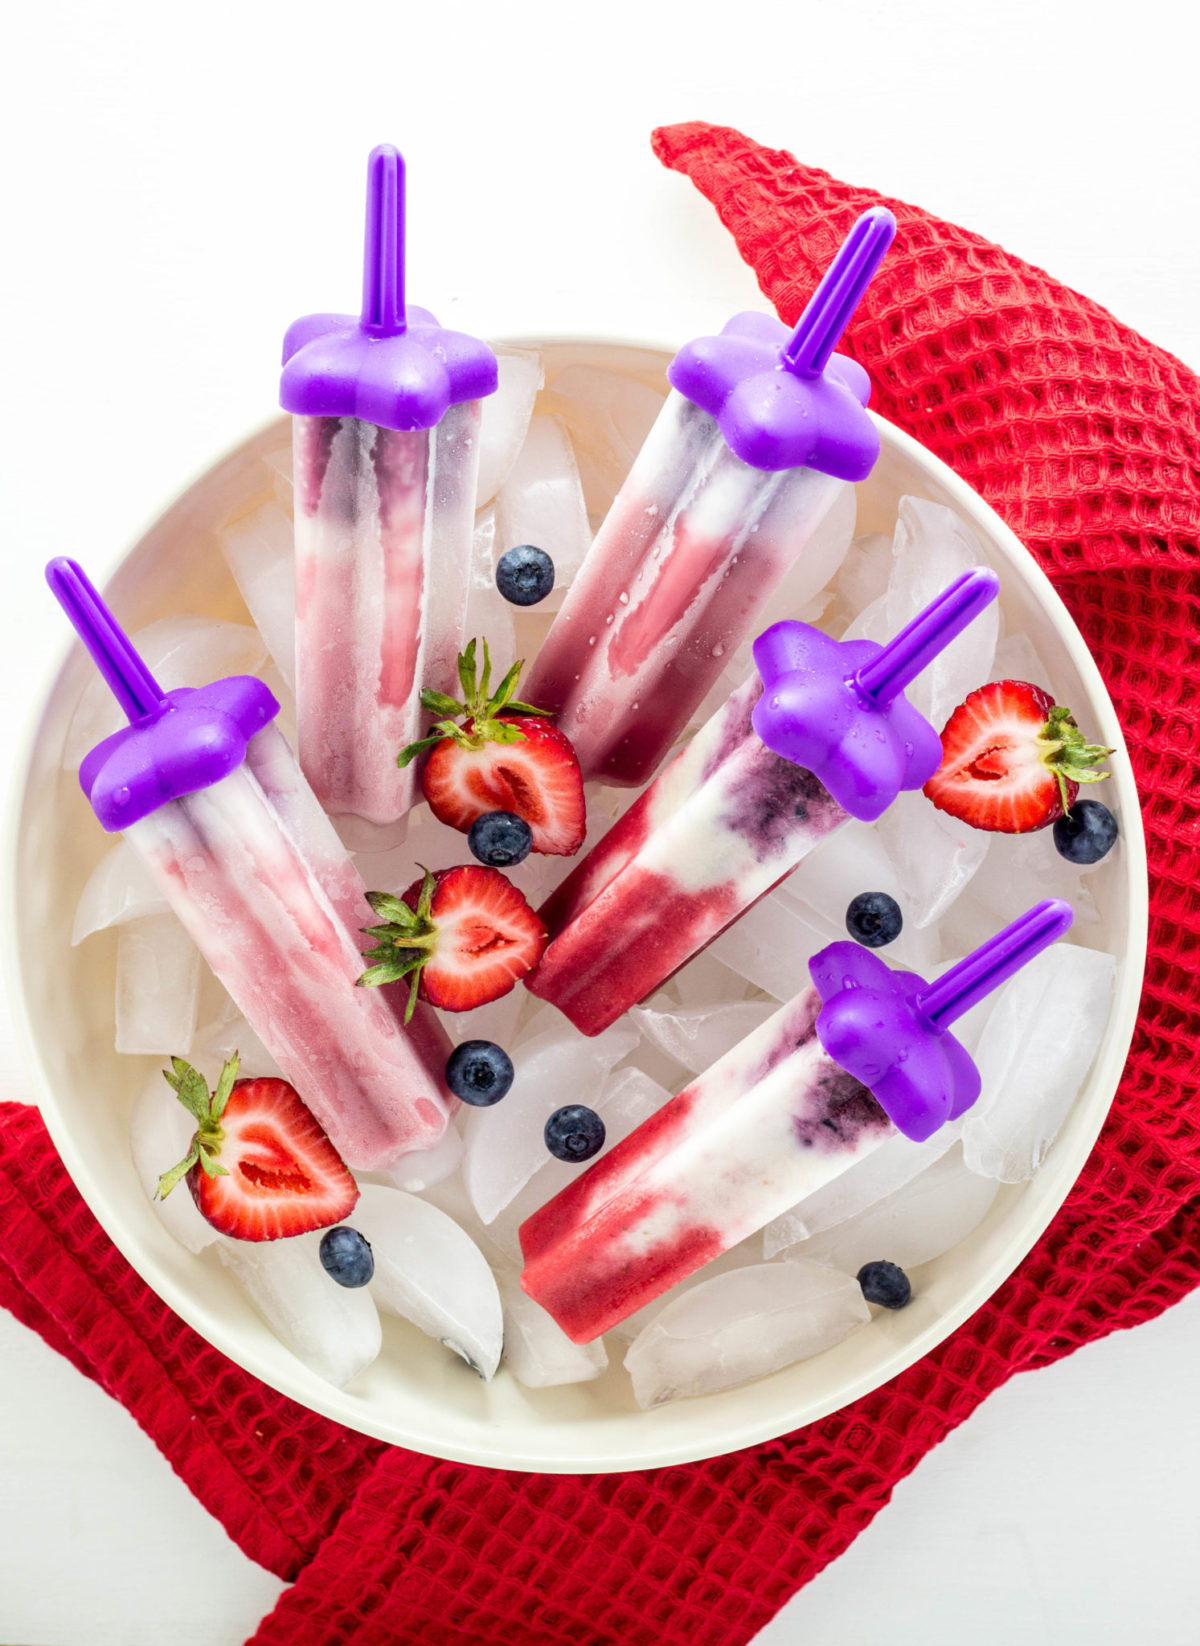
829;532;894;631
219;499;297;689
779;823;940;975
670;948;750;1009
486;1065;672;1261
385;1125;464;1193
884;498;999;729
495;416;593;598
874;790;988;929
262;442;294;510
963;942;1115;1182
708;893;830;1002
624;1260;869;1408
461;1017;639;1224
350;1183;503;1379
64;617;269;770
72;839;169;944
190;994;284;1081
541;363;667;517
114;915;203;1057
606;1235;767;1343
791;1144;999;1275
463;509;516;676
217;1231;382;1389
989;629;1053;691
497;1269;608;1388
630;998;776;1076
765;481;857;624
130;1069;218;1254
936;831;1102;964
440;986;527;1053
476;348;544;508
763;1120;965;1258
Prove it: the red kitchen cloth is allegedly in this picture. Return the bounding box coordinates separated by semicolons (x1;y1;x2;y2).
3;119;1200;1645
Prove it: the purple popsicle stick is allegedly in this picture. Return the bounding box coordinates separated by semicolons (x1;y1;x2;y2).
781;207;897;380
361;144;405;337
46;558;164;722
47;557;279;831
854;567;1001;704
918;898;1075;1029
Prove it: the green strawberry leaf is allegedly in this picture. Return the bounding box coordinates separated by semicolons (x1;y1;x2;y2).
164;1057;212;1122
156;1145;200;1201
210;1053;240;1122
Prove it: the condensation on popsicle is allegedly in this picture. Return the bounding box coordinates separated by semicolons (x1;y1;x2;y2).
520;902;1074;1342
47;558;454;1171
528;569;1001;1036
523;207;896;787
281;145;498;829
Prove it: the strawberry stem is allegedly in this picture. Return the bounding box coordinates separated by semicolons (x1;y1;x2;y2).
357;868;440;1020
157;1054;238;1199
397;638;550;768
1036;705;1113;815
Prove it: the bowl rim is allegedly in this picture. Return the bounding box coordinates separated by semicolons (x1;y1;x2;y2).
4;340;1148;1473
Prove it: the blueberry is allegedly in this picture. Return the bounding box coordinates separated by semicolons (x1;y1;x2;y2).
445;1040;515;1106
857;1260;912;1309
1053;799;1118;865
468;809;534;867
845;892;903;948
545;1104;606;1163
496;544;555;606
319;1226;374;1288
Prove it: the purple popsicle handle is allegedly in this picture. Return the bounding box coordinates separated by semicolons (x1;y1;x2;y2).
361;144;405;337
46;557;164;723
853;567;1001;705
781;207;897;380
918;899;1075;1029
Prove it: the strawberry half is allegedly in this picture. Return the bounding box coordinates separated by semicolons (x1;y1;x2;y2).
399;639;585;855
357;865;547;1014
156;1055;358;1241
924;679;1113;833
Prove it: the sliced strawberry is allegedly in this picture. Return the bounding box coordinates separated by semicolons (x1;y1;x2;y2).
924;680;1113;834
156;1055;358;1242
399;639;585;855
357;865;546;1015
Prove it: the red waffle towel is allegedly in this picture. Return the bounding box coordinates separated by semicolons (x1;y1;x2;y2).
3;122;1199;1645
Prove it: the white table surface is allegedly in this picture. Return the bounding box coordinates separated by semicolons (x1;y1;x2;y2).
2;2;1197;1642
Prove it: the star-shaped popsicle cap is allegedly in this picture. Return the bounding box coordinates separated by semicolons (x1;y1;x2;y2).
280;146;498;432
810;900;1075;1141
47;559;279;831
751;567;1000;821
667;207;896;476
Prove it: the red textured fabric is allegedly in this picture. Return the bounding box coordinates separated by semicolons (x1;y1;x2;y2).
3;121;1200;1645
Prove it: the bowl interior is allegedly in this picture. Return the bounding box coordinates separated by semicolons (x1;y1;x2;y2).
8;339;1146;1472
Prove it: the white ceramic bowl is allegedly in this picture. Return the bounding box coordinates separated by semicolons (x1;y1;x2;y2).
5;338;1147;1473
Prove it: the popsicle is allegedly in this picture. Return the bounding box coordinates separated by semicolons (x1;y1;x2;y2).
528;568;1000;1035
521;901;1074;1342
48;558;453;1171
522;207;896;786
281;145;498;829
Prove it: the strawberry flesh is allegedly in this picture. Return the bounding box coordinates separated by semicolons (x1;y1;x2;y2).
188;1076;358;1242
406;866;547;1010
924;679;1111;834
425;714;586;855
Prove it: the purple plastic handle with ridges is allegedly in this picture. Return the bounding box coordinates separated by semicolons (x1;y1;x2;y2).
782;208;897;380
280;144;497;431
751;567;1000;822
810;900;1075;1142
47;558;278;831
666;207;896;477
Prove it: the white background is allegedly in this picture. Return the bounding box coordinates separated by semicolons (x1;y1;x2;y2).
2;1;1198;1641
